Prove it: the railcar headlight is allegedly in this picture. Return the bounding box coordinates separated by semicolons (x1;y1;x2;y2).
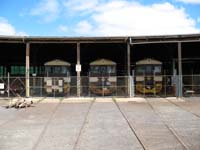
154;76;162;82
108;77;116;82
89;77;98;82
64;77;71;82
136;76;144;81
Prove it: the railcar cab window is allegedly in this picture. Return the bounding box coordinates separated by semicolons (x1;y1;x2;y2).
136;65;161;75
45;66;70;77
90;65;116;75
154;66;161;75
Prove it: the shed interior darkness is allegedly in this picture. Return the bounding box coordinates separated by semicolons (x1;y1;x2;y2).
131;43;178;75
0;43;25;66
30;43;77;76
0;43;25;75
0;42;200;76
182;42;200;75
80;43;127;76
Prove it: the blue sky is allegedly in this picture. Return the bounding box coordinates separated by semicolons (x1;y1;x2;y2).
0;0;200;36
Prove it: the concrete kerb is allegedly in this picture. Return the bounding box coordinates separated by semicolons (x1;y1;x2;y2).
37;97;94;103
181;97;200;102
32;97;122;103
1;96;194;105
115;97;147;103
166;97;186;102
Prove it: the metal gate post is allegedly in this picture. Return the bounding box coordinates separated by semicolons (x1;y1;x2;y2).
130;71;135;97
7;72;10;97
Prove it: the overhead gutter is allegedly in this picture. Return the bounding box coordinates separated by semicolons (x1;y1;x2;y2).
128;35;200;45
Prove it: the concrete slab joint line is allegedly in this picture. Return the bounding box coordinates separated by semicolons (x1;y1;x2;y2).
145;98;189;150
72;98;95;150
112;98;146;150
166;98;200;118
32;100;62;150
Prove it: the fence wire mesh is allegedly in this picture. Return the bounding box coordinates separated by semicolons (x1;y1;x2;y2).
134;75;177;97
0;75;199;97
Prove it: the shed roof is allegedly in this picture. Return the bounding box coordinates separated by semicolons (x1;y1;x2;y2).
0;34;199;44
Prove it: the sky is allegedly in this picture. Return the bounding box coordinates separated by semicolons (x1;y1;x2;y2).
0;0;200;37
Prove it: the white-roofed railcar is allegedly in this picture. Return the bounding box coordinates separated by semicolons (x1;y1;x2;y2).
89;59;117;96
135;58;162;94
44;59;71;95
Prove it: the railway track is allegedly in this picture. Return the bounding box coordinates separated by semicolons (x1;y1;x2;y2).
32;98;63;150
164;98;200;118
112;98;146;150
145;98;189;150
72;98;95;150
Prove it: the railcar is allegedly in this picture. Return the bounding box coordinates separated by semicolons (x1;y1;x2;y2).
135;58;162;94
89;59;117;96
44;59;71;95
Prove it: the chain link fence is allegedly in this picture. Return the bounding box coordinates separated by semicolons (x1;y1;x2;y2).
183;75;200;97
29;76;129;97
0;77;26;97
133;75;177;97
0;75;200;97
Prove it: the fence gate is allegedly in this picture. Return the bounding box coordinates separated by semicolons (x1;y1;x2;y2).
0;77;25;97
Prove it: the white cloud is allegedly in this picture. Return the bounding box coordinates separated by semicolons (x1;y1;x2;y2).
198;17;200;22
176;0;200;4
58;25;68;32
17;31;28;36
75;20;93;35
0;17;27;36
30;0;59;22
63;0;99;11
69;1;200;36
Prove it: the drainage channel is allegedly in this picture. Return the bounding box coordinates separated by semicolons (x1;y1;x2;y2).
112;98;146;150
145;98;189;150
0;97;46;127
164;98;200;118
72;98;95;150
32;97;63;150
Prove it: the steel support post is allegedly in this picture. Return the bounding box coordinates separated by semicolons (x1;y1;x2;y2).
26;43;30;97
127;42;131;97
77;43;81;97
178;42;183;97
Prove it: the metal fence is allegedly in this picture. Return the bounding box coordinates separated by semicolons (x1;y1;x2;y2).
29;76;129;97
0;77;25;97
183;75;200;97
0;75;200;97
133;75;177;97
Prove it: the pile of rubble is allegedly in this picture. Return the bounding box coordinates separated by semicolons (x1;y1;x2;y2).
6;94;33;109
